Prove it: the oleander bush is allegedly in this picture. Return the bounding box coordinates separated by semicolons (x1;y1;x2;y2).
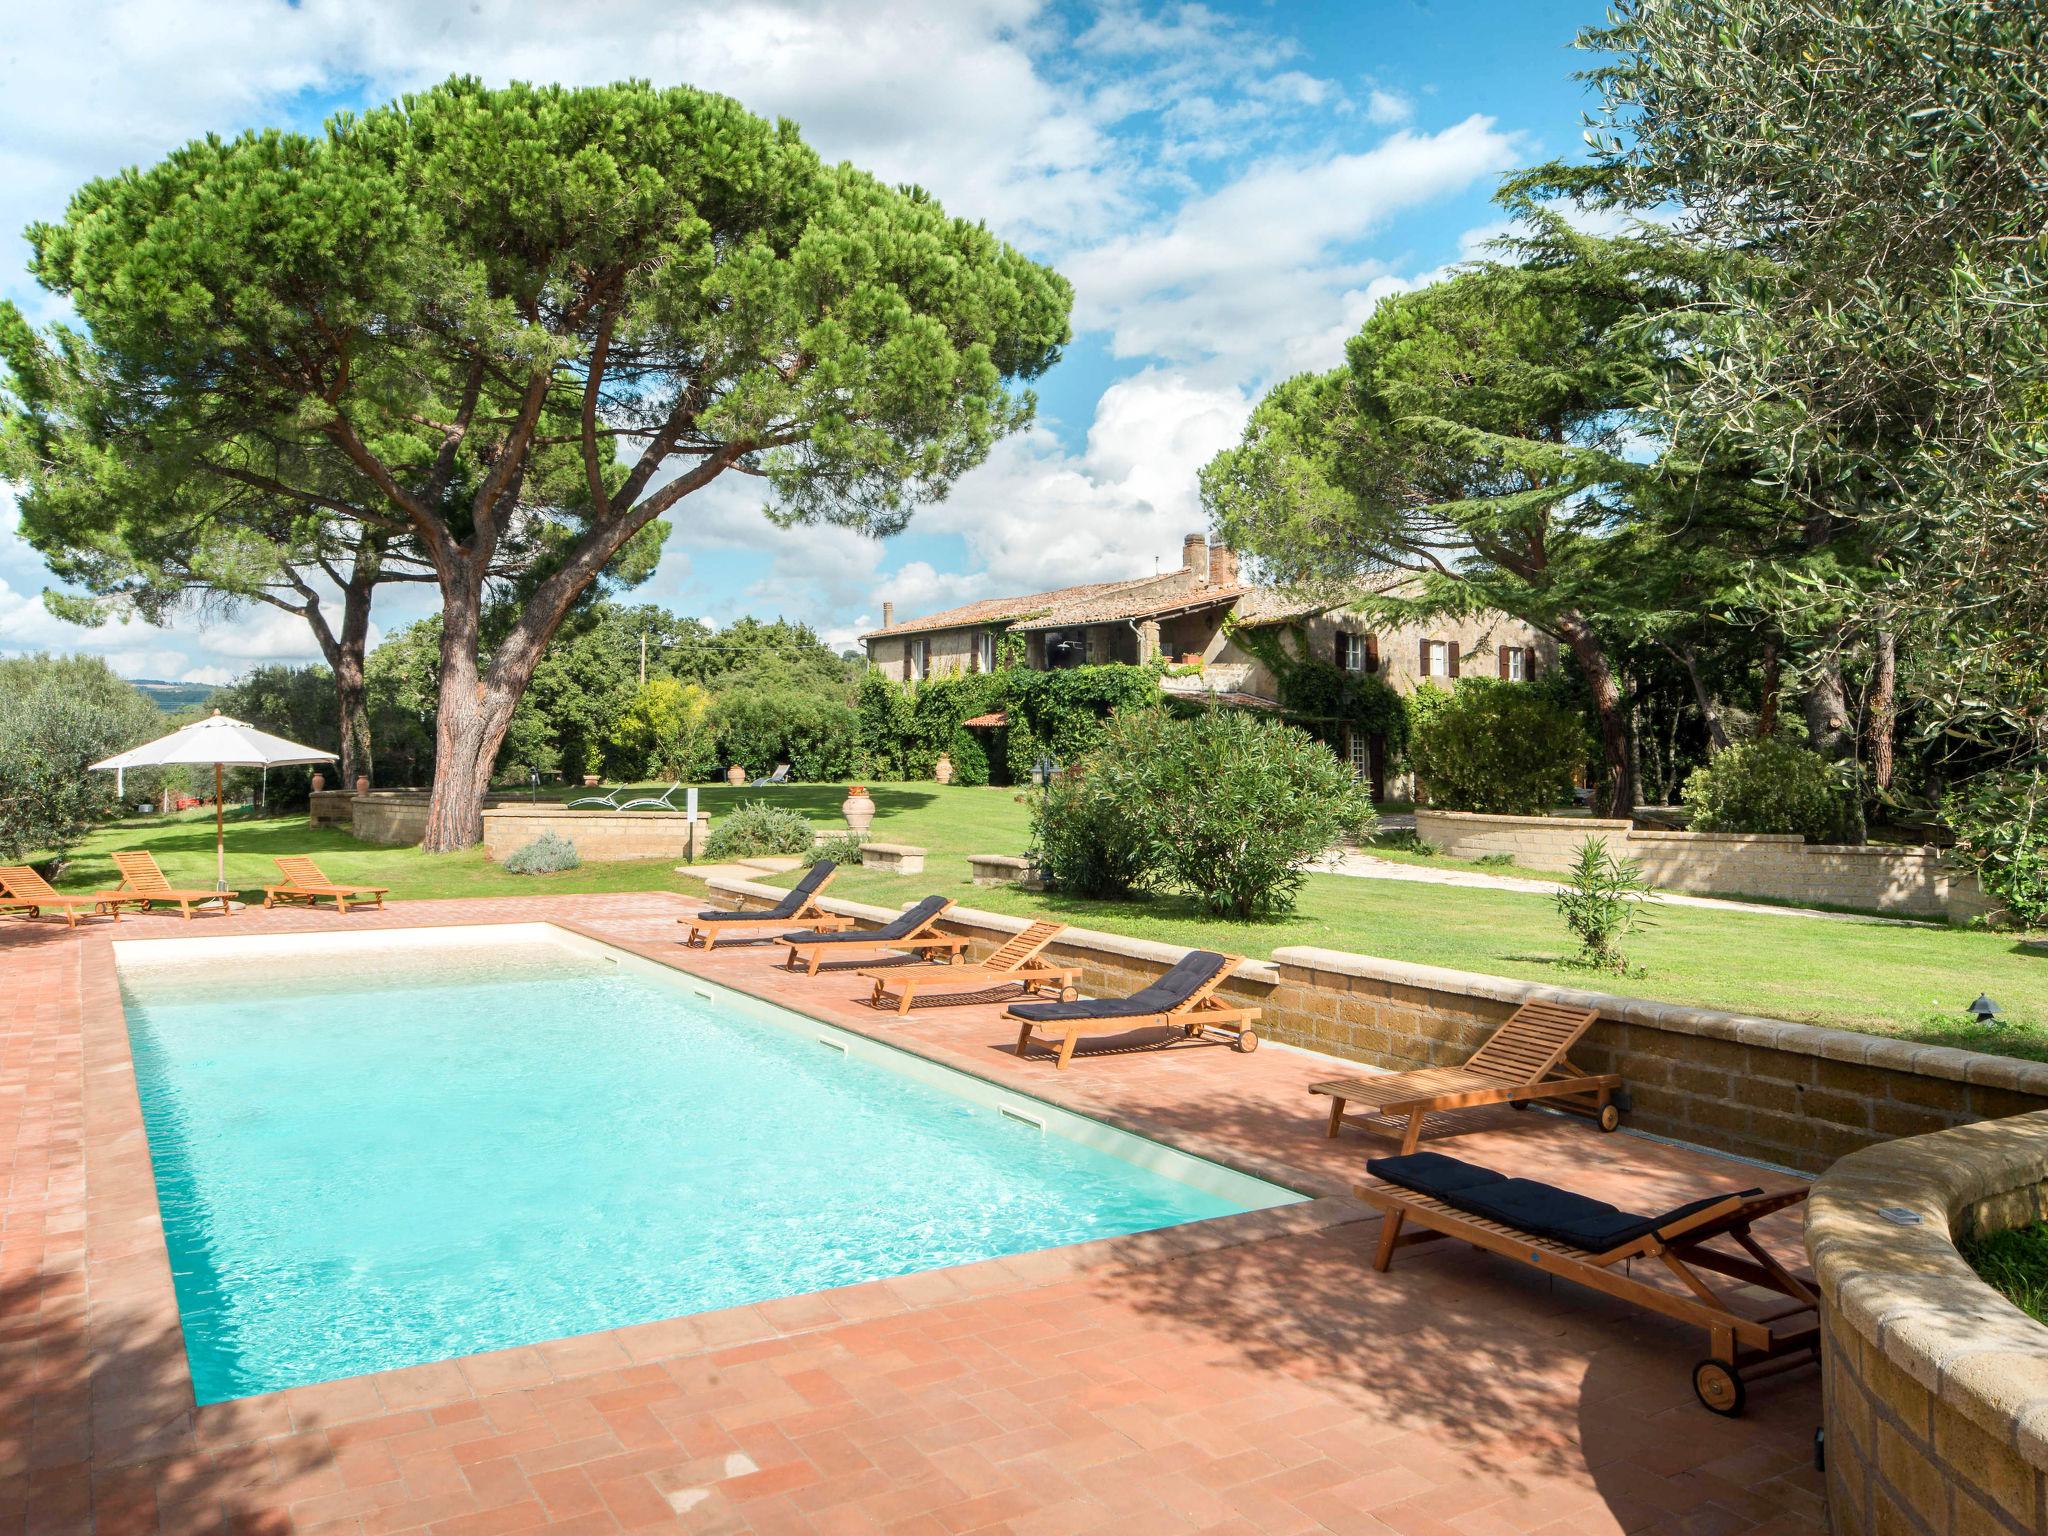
703;799;817;860
1681;736;1863;843
503;831;581;875
1554;836;1655;973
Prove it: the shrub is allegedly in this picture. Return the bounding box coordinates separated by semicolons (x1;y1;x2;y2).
1945;764;2048;928
0;654;165;861
1130;709;1379;918
1681;736;1862;843
703;799;817;860
1029;766;1155;900
1409;679;1588;815
810;831;867;866
1553;836;1654;972
710;690;856;782
503;831;581;874
608;678;715;782
944;727;990;786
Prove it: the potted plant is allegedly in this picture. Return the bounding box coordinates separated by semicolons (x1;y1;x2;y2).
842;785;876;834
934;752;954;785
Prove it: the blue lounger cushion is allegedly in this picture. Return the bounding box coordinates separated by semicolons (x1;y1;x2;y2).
1008;950;1229;1023
783;894;949;946
1367;1151;1759;1253
694;861;834;923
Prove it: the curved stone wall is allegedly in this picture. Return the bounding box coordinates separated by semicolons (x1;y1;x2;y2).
1806;1112;2048;1536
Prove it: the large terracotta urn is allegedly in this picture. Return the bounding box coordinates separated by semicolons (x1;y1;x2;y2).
842;785;876;835
355;774;369;795
933;753;954;785
311;772;326;792
727;764;747;786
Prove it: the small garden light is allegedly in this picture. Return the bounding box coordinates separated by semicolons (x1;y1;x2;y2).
1969;993;2003;1026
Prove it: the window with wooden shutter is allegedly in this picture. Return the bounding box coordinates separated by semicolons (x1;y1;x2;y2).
1498;644;1511;679
1420;638;1455;679
1447;642;1460;679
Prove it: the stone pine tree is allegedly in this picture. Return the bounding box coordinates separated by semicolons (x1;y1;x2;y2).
1202;212;1708;816
4;78;1071;849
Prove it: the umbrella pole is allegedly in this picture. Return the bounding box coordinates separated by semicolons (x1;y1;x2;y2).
215;763;227;893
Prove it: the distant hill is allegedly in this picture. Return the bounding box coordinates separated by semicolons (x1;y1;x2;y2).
130;678;220;713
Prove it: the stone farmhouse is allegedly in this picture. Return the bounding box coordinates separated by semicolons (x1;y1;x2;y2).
862;532;1554;798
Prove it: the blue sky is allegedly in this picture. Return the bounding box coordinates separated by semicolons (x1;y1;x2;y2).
0;0;1602;679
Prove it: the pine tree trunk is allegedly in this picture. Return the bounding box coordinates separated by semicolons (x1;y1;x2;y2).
1802;651;1855;760
1678;647;1731;753
1555;612;1635;818
1758;642;1781;737
421;578;516;852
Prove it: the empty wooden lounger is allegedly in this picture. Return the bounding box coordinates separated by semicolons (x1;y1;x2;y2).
110;851;231;919
262;856;390;914
680;860;852;949
0;866;126;929
1356;1151;1816;1415
1007;951;1258;1069
1311;999;1624;1150
860;920;1080;1015
776;896;968;975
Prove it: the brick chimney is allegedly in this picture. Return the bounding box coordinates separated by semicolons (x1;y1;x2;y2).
1208;541;1239;589
882;601;894;628
1182;532;1208;580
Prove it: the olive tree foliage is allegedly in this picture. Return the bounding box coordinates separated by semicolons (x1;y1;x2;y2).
1554;1;2048;759
6;78;1071;850
0;654;164;862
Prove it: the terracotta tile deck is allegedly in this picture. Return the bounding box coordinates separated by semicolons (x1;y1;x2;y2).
1;893;1827;1535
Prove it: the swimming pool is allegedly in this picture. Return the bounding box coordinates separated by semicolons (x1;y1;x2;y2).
116;925;1303;1402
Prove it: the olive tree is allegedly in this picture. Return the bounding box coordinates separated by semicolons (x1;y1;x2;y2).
5;78;1070;848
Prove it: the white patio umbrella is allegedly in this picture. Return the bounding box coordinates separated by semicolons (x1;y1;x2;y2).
91;710;338;892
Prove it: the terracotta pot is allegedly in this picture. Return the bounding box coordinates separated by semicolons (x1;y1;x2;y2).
582;774;601;787
311;772;326;792
934;753;954;785
727;765;747;786
355;775;369;795
842;786;876;835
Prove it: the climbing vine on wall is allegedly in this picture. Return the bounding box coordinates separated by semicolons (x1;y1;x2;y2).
1225;620;1411;755
854;663;1165;783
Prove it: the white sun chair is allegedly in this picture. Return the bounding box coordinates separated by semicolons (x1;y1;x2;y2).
617;783;682;811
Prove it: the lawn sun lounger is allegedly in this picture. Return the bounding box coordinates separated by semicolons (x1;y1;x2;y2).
110;850;231;919
776;895;966;974
1311;999;1625;1150
680;861;852;948
616;782;682;812
859;920;1080;1014
0;866;127;928
567;786;629;809
262;855;389;914
1007;950;1258;1069
749;765;791;787
1356;1151;1817;1416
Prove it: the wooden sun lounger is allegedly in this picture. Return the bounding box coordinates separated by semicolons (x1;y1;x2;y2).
262;855;389;914
1008;951;1259;1069
1311;999;1624;1150
859;920;1081;1014
1355;1151;1817;1416
0;866;128;928
110;851;231;919
680;861;852;949
776;896;969;975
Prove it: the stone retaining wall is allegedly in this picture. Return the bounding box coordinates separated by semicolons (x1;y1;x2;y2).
704;876;2048;1172
481;805;707;863
307;789;356;828
1807;1113;2048;1536
350;791;435;846
1415;808;1953;918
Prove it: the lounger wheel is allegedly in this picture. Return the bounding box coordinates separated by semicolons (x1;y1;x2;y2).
1693;1359;1745;1417
1235;1028;1259;1053
1058;985;1079;1003
1597;1102;1622;1133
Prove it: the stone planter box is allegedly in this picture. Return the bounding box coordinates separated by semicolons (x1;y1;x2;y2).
968;854;1034;887
1807;1111;2048;1536
480;805;708;863
858;842;925;875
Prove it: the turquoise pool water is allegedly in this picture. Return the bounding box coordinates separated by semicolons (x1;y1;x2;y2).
119;933;1296;1402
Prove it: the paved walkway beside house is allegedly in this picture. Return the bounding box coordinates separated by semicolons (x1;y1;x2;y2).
3;893;1825;1535
1313;847;1932;927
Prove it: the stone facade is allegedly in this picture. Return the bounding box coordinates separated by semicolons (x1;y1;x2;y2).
480;805;708;863
1416;808;1957;919
1807;1112;2048;1536
705;878;2048;1173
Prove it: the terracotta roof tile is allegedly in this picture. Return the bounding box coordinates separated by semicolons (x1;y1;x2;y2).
860;575;1159;640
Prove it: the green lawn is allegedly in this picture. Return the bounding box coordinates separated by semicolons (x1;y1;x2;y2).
48;782;2048;1058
